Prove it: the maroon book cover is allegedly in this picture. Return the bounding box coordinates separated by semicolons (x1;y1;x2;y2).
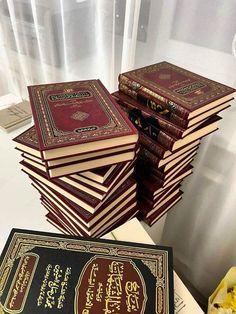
112;90;185;138
142;191;183;226
28;79;138;160
21;160;135;214
42;194;136;233
138;164;192;197
119;61;235;119
31;177;137;227
69;160;135;192
13;126;137;162
139;182;181;209
46;203;139;238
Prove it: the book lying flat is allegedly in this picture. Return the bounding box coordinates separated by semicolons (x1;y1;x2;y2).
142;188;183;218
139;143;198;173
143;191;183;226
14;126;137;165
21;160;135;214
117;86;231;128
22;148;136;178
139;164;193;197
31;177;137;229
28;79;138;160
139;182;181;209
0;100;32;132
45;201;139;238
0;229;174;313
113;90;213;138
119;61;235;120
69;160;133;192
42;195;137;238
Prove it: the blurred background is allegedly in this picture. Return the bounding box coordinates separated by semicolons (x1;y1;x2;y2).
0;0;236;306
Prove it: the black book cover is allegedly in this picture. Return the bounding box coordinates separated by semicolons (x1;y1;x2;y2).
0;229;174;314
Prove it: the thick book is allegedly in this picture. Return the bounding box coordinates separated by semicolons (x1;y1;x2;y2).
0;229;174;313
138;164;193;197
142;192;183;226
31;176;137;229
28;79;138;160
45;202;139;238
139;144;198;170
21;160;134;214
141;114;220;152
69;160;133;193
42;195;138;238
137;151;194;189
139;182;181;209
13;126;137;166
113;90;209;138
22;147;136;178
119;83;231;128
119;61;235;119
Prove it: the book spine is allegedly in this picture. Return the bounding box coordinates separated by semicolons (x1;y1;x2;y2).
119;105;176;151
139;132;166;159
119;75;190;120
139;146;163;167
115;94;184;139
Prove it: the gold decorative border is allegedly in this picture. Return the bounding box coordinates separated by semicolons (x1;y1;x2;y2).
0;232;171;314
30;80;133;148
125;62;233;107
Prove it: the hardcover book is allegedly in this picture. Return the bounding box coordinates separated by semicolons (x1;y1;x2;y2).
119;61;235;119
13;126;137;166
21;160;135;214
45;202;139;238
113;90;209;138
31;176;137;229
0;229;174;313
0;100;32;132
28;80;138;160
142;192;183;226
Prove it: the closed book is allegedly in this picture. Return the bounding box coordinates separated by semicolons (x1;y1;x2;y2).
137;151;194;189
13;126;137;171
139;182;181;209
113;90;208;138
31;176;137;229
143;191;183;226
45;202;139;238
141;114;220;152
139;164;193;197
28;79;138;160
21;160;135;214
139;143;198;170
141;188;183;218
119;61;235;119
0;229;174;313
0;100;32;132
119;83;231;128
22;147;136;178
42;196;137;238
70;160;133;192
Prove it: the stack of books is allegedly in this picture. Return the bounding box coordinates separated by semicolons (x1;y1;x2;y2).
13;79;139;236
113;61;235;226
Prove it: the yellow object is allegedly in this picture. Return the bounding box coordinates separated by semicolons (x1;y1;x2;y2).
208;267;236;314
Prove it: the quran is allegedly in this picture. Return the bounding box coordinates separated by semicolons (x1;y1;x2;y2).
0;229;174;314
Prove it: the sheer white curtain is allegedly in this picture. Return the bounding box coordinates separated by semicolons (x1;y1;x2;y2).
1;0;236;302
